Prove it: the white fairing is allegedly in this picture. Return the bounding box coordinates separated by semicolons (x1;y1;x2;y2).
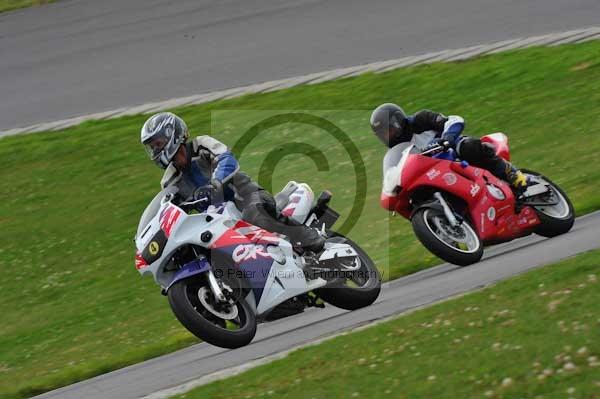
485;132;508;144
277;181;315;224
135;182;359;317
382;143;414;195
318;241;358;261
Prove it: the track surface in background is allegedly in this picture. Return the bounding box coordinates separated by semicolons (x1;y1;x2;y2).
2;0;600;130
34;212;600;399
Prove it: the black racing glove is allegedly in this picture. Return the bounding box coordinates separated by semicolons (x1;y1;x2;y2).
193;179;225;206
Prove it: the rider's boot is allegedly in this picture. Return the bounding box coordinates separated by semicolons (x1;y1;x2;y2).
491;158;529;194
278;214;325;254
294;234;325;254
503;162;530;194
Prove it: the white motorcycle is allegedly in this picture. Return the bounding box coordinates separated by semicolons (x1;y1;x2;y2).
134;181;381;348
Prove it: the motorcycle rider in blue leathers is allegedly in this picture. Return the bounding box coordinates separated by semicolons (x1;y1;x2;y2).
140;112;325;253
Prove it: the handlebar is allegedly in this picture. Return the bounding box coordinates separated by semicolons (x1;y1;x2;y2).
420;140;451;156
178;197;210;212
179;197;209;207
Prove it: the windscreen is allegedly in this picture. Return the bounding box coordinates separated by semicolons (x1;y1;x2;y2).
135;186;178;238
382;142;414;176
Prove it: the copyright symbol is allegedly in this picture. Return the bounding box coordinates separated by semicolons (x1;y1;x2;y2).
213;269;223;278
228;111;367;235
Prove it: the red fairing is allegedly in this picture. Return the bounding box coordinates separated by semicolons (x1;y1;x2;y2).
135;251;148;270
380;192;399;211
384;135;540;245
160;205;182;237
481;132;511;161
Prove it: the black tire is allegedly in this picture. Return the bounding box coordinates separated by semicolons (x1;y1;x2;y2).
522;170;575;238
167;277;256;349
316;233;381;310
412;207;483;266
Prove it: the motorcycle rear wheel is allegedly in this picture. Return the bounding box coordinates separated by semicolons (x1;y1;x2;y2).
168;276;256;349
522;169;575;238
412;208;483;266
316;233;381;310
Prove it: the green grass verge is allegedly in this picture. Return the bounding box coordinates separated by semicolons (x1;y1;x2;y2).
1;41;599;398
0;0;52;13
176;249;600;399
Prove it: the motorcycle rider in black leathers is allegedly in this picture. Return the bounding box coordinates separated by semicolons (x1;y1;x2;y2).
370;103;529;191
140;112;325;253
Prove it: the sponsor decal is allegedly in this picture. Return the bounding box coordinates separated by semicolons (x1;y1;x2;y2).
232;244;273;263
470;183;481;197
426;168;441;180
443;173;457;186
518;217;528;225
487;207;496;221
149;241;160;256
474;168;482;177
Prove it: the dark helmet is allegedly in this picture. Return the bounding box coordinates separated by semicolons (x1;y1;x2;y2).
141;112;189;169
370;103;410;147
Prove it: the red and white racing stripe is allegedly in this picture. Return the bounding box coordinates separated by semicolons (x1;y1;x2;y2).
160;206;182;237
135;251;148;270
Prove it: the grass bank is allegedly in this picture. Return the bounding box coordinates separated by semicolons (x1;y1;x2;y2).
0;0;52;14
1;41;599;398
177;249;600;399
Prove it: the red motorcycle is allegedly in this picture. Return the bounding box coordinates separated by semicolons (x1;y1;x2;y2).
381;133;574;266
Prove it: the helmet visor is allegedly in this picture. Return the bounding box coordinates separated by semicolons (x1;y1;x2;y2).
373;123;389;140
143;127;174;160
374;114;408;147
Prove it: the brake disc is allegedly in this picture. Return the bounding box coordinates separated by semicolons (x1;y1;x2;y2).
197;286;239;320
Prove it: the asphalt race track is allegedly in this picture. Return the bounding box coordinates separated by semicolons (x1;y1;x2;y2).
34;211;600;399
6;1;600;397
2;0;600;130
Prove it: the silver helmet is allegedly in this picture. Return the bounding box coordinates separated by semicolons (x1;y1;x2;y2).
141;112;189;168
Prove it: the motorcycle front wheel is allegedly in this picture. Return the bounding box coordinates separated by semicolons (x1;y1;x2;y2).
412;207;483;266
168;275;256;349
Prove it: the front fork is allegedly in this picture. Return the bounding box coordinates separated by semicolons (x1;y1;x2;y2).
433;192;462;227
206;269;226;302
